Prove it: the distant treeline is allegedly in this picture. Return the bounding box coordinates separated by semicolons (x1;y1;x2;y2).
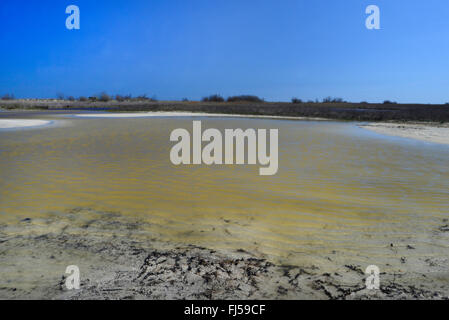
2;92;432;106
202;94;264;103
53;92;158;103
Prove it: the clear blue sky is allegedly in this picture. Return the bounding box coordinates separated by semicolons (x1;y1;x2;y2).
1;0;449;103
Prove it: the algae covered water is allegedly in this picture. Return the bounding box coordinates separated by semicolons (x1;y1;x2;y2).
0;112;448;270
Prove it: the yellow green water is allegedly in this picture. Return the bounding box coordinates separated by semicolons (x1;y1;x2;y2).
1;113;448;267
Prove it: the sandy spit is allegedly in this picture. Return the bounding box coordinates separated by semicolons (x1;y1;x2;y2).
0;119;51;129
360;122;449;145
74;112;327;121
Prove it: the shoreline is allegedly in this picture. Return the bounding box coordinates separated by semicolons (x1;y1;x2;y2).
1;208;448;300
72;111;328;121
360;122;449;145
2;111;448;147
0;119;52;129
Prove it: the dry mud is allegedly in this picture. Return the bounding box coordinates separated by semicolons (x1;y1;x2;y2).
1;208;448;300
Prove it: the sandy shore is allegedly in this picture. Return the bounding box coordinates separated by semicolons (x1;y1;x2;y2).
73;111;327;121
0;119;51;129
1;208;448;300
360;122;449;145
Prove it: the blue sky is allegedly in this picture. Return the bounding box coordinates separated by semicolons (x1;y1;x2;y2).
1;0;449;103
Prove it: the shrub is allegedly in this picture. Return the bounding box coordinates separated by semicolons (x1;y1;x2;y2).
117;94;132;101
1;93;15;100
128;94;156;102
202;94;225;102
79;96;88;102
323;96;344;103
182;98;189;102
383;100;397;104
88;96;98;102
67;96;75;101
291;97;303;104
116;94;125;102
131;94;153;101
98;92;111;102
227;95;263;103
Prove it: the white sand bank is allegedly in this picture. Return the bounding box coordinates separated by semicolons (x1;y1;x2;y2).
74;111;327;120
0;119;51;129
75;112;206;118
360;123;449;145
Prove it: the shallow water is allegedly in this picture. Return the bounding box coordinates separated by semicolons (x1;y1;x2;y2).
1;112;448;268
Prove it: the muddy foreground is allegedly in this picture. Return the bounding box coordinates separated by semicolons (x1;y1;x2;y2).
0;208;448;300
